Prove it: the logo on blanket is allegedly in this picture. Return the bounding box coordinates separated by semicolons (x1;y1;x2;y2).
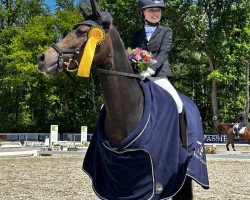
196;141;204;157
194;141;206;165
155;182;163;194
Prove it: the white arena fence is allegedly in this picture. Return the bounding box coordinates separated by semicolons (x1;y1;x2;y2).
0;133;249;144
0;133;249;157
0;133;93;142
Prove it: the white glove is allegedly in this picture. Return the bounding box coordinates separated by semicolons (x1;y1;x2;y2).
139;68;155;80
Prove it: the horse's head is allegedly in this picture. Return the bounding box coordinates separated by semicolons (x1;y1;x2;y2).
216;124;224;137
37;0;114;77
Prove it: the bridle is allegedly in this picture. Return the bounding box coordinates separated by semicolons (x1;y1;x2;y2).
52;44;81;72
51;20;99;72
52;20;143;79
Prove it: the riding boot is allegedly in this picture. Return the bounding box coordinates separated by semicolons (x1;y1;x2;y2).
235;129;240;139
179;107;188;150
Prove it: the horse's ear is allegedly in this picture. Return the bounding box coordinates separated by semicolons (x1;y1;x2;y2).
80;7;91;18
90;0;102;19
89;0;112;29
101;12;112;29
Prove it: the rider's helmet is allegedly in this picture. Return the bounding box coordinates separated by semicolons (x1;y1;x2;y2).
138;0;166;11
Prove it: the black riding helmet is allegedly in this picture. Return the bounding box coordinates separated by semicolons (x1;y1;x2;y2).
138;0;166;11
138;0;165;25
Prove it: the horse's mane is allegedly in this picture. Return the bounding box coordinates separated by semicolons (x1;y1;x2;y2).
218;123;233;128
109;26;126;53
108;25;133;71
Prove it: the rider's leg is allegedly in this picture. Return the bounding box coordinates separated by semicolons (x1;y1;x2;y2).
148;77;183;113
234;123;240;138
238;123;244;135
148;77;188;148
235;128;240;138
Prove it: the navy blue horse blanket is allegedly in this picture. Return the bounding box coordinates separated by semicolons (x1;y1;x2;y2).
83;80;209;200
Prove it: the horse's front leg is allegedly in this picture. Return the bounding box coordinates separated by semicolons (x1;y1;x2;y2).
172;176;193;200
226;141;230;151
231;142;236;151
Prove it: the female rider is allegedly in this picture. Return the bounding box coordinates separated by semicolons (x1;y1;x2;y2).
131;0;183;114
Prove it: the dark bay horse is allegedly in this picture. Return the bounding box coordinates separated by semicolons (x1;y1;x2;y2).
216;123;250;151
37;0;209;199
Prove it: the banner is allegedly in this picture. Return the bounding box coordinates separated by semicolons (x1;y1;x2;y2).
81;126;88;144
204;134;249;144
50;125;58;146
204;134;227;143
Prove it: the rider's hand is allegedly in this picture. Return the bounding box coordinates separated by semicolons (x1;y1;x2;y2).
140;68;155;80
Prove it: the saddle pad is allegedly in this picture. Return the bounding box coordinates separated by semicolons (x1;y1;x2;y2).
83;80;209;200
240;127;246;134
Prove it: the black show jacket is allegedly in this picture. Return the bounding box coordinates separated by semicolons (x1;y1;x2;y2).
131;25;173;77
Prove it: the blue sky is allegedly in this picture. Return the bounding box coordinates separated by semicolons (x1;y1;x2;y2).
44;0;56;7
44;0;56;12
44;0;81;12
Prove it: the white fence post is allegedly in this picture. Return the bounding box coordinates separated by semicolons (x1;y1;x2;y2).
81;126;88;144
50;125;58;146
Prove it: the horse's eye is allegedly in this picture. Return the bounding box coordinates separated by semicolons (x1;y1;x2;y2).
76;29;87;36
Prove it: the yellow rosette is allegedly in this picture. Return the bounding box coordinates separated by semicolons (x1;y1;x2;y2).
77;27;105;77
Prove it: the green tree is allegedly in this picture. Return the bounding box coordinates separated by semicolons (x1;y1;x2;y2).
0;0;249;134
164;0;250;129
0;1;103;133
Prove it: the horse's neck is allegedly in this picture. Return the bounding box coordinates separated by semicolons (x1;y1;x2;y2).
222;123;232;133
99;28;144;147
100;75;144;146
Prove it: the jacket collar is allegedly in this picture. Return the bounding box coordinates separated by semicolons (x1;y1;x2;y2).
149;25;162;41
142;25;162;41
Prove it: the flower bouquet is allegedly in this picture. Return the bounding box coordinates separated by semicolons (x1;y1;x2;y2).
127;47;157;73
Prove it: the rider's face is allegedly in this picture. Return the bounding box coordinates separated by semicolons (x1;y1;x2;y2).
143;7;162;24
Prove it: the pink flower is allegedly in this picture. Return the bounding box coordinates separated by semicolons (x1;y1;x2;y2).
126;48;157;73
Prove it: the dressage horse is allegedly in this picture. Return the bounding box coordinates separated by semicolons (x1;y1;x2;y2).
216;123;250;151
37;0;209;199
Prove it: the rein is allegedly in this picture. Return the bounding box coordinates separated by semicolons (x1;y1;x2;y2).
98;69;143;79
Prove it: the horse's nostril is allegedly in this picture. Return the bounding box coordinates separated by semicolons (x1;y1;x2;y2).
37;54;45;62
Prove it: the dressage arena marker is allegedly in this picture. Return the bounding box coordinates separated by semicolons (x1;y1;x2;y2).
81;126;88;144
50;125;58;146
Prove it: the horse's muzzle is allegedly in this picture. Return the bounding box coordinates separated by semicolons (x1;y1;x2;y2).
37;53;59;76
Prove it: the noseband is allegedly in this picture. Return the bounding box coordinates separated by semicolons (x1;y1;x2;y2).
52;44;80;72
